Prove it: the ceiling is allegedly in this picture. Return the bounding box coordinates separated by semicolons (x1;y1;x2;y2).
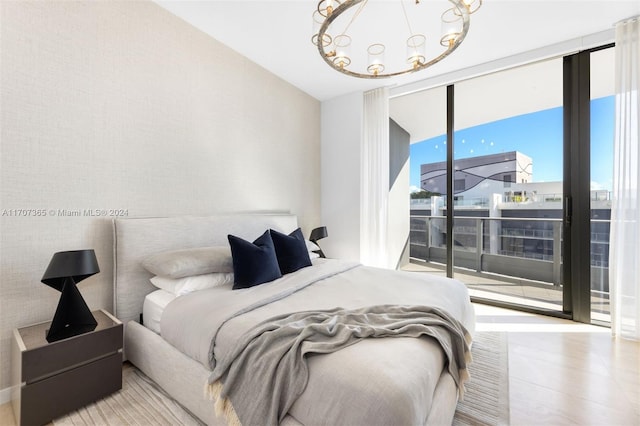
155;1;638;102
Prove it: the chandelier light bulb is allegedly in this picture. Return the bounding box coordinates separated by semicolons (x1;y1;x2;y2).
317;0;339;18
312;10;332;47
462;0;482;14
406;34;426;68
367;44;386;75
440;8;462;47
333;35;352;69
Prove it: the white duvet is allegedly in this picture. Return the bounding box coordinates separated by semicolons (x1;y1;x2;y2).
160;259;475;425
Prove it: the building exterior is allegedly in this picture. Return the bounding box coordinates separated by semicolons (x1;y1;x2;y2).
412;151;611;292
421;151;533;201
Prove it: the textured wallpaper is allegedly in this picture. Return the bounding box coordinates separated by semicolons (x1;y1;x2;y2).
0;0;320;391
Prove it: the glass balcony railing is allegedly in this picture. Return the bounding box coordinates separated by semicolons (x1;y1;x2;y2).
410;215;565;282
410;191;612;208
409;215;610;315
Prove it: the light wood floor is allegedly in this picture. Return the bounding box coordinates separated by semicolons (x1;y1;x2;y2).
1;304;638;425
473;303;639;425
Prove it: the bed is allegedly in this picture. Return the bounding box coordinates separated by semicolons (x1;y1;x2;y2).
113;214;475;425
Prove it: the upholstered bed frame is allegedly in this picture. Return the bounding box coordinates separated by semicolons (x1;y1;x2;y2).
113;214;298;326
112;214;459;425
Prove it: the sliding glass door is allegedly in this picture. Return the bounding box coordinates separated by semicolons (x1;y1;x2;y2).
393;44;614;323
405;86;448;274
451;59;566;313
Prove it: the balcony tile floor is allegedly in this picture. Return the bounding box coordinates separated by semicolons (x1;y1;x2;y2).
404;261;610;320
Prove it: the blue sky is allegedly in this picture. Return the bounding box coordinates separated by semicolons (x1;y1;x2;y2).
410;96;615;192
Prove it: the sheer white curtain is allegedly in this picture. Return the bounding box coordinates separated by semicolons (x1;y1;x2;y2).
610;16;640;340
361;87;390;268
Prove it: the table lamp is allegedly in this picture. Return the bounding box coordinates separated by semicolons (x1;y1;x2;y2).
309;226;328;258
41;249;99;342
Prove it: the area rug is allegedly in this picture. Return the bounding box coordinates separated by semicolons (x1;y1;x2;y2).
454;331;510;426
54;331;509;426
53;364;204;426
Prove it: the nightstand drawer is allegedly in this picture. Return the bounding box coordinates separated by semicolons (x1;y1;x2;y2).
19;352;122;426
12;310;124;425
22;323;122;382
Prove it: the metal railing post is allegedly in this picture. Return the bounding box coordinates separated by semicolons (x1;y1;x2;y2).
476;218;483;272
553;221;562;286
425;217;430;261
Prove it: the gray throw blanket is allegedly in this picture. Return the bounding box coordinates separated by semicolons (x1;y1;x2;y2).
207;304;472;426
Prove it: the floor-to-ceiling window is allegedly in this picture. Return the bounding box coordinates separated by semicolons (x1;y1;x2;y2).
451;59;565;313
392;44;614;323
401;86;448;272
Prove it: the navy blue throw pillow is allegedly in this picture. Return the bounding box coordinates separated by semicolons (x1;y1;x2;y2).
228;230;282;289
270;228;312;275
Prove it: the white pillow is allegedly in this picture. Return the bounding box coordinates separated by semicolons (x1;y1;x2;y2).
142;246;233;278
150;273;234;296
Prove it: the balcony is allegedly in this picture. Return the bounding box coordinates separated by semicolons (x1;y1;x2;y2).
409;215;610;320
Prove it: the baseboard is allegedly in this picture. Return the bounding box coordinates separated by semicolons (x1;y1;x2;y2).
0;386;11;405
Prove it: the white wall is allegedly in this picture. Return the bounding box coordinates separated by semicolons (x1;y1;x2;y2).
0;0;320;393
388;160;410;268
320;92;363;261
321;92;409;268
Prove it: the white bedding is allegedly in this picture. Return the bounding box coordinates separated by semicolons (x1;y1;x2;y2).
162;259;475;368
143;289;176;334
161;259;474;426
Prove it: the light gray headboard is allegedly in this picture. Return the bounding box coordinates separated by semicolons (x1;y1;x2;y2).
112;214;298;326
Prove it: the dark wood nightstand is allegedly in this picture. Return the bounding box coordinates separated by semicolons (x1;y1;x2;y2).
11;309;123;426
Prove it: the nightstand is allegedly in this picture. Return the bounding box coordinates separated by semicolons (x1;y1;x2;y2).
11;309;123;426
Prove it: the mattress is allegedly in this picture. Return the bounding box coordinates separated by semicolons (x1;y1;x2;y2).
142;289;176;334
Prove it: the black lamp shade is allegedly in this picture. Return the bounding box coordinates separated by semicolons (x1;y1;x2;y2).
309;227;328;259
309;226;328;243
42;250;100;291
42;250;100;342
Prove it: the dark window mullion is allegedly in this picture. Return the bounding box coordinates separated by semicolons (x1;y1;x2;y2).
446;84;454;278
563;51;592;323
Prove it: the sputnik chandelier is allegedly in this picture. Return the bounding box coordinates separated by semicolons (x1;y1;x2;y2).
312;0;482;79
